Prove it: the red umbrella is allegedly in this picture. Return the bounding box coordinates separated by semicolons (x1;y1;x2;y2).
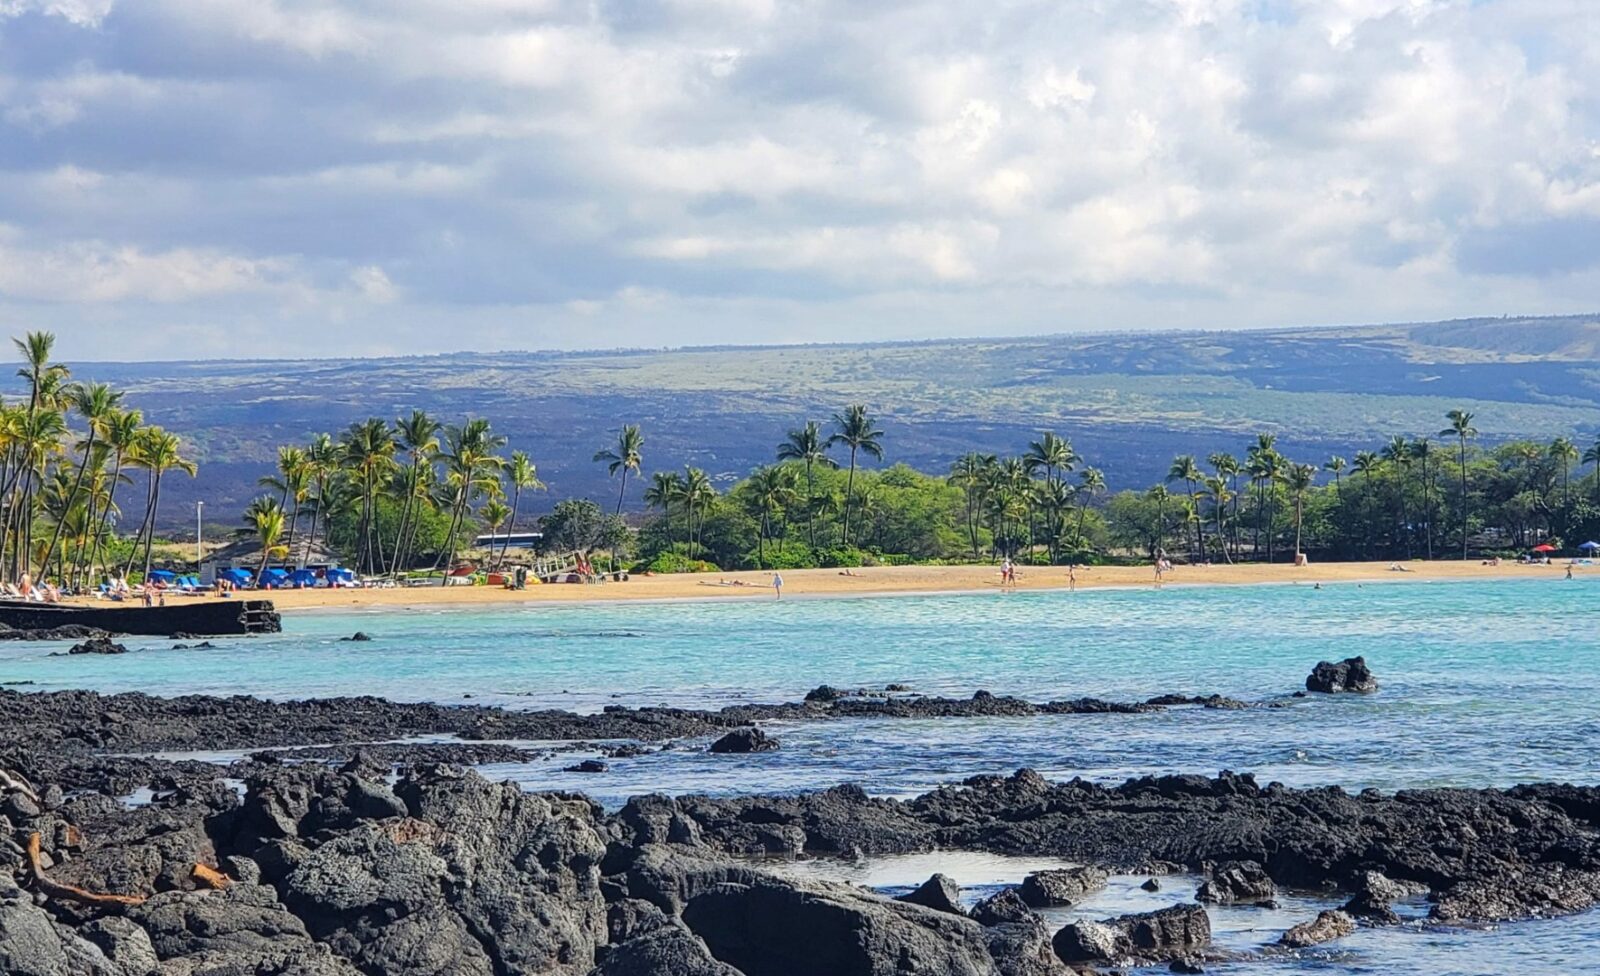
1532;544;1557;552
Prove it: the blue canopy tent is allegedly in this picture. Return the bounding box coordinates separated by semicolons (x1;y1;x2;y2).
285;568;320;588
259;568;290;588
220;568;253;587
327;568;356;586
147;569;178;584
1580;541;1600;552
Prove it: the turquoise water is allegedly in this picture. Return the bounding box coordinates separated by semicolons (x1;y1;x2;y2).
5;578;1600;973
4;578;1597;800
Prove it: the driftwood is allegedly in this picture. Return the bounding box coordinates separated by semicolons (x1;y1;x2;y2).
191;863;231;889
0;768;39;803
26;832;147;907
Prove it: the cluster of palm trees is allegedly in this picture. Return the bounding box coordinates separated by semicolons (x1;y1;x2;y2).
947;433;1105;562
1162;434;1321;564
0;332;195;587
1138;410;1505;562
244;411;544;577
631;405;888;563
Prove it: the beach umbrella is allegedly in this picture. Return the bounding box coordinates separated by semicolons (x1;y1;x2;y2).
1532;544;1557;553
1580;541;1600;551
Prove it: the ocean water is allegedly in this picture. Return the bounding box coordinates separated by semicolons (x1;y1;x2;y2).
5;577;1600;973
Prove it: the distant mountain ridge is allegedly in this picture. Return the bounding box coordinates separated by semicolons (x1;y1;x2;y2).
38;314;1600;526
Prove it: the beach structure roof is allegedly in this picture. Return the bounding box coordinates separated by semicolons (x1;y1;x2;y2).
199;538;342;584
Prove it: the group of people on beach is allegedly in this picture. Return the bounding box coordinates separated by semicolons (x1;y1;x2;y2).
3;573;63;603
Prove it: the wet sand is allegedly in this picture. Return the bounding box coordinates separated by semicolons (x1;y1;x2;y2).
230;559;1568;612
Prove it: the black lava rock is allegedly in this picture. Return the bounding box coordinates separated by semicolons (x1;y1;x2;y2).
708;728;779;754
1306;656;1378;693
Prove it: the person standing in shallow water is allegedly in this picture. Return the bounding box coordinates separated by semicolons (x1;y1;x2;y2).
772;572;783;600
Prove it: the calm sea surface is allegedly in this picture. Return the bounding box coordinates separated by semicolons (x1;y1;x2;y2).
3;577;1598;973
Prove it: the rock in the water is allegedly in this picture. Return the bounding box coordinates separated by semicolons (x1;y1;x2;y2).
898;873;964;914
680;873;996;976
970;888;1035;927
1169;958;1205;974
708;727;779;754
1019;866;1107;907
1141;877;1162;892
68;637;127;655
1196;861;1276;905
1305;656;1378;693
566;759;610;773
804;685;844;703
340;632;372;642
1053;905;1211;965
1278;909;1356;948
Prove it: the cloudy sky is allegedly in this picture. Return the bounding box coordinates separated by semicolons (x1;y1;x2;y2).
0;0;1596;360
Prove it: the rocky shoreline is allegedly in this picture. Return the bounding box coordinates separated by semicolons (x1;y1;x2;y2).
2;658;1597;974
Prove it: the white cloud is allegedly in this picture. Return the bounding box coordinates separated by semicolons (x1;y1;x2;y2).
0;0;1595;358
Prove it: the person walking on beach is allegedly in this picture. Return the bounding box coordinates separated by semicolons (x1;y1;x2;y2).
1067;564;1077;591
1000;557;1013;588
772;572;783;600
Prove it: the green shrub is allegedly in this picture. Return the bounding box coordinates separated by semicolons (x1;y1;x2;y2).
637;551;720;574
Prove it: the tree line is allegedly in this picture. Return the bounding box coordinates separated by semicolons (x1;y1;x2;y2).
0;332;195;587
7;329;1600;584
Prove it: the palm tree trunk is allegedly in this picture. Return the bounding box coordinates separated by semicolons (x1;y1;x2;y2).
40;434;96;579
141;474;163;580
615;469;628;515
842;449;858;546
1458;441;1469;560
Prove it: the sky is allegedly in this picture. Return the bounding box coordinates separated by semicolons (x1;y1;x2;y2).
0;0;1597;361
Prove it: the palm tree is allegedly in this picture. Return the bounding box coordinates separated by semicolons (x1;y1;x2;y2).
1440;409;1478;559
243;496;289;580
1324;456;1346;494
1166;454;1205;561
1026;433;1080;561
84;408;140;583
257;446;310;565
1411;438;1435;559
479;498;513;567
499;450;546;568
392;410;441;573
437;419;507;572
948;452;995;559
777;421;838;549
1352;450;1382;559
594;424;644;515
682;467;715;556
644;470;687;547
39;381;121;578
1381;436;1412;557
1074;467;1105;548
1584;439;1600;505
1145;483;1171;557
749;465;801;567
7;331;68;577
827;405;884;547
124;427;197;580
1245;434;1278;560
1549;437;1579;511
1286;463;1316;560
341;418;399;576
301;433;338;552
1202;474;1233;563
1208;452;1241;560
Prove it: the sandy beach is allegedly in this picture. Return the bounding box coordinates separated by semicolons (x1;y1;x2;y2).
234;559;1566;612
